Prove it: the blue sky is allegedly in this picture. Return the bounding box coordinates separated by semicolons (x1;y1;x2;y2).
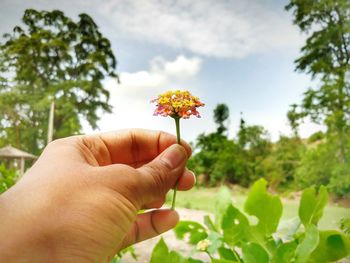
0;0;324;142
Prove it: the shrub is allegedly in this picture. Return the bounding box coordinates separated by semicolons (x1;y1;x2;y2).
150;179;350;262
0;163;17;193
328;164;350;197
308;131;324;143
296;139;350;197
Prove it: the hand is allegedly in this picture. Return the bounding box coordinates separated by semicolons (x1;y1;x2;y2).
0;129;195;262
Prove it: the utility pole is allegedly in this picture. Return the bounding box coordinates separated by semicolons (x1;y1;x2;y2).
47;100;55;144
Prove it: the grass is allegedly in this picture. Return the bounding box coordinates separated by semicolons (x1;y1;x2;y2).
166;186;350;230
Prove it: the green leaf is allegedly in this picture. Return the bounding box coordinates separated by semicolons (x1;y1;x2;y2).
150;238;187;263
214;186;233;227
272;241;298;263
265;237;278;256
242;242;269;263
309;230;350;262
187;258;203;263
299;186;328;227
206;232;222;254
174;221;208;245
204;215;217;232
150;238;170;263
218;246;240;262
340;218;350;236
294;224;319;263
212;259;237;263
221;204;251;246
244;178;283;236
116;245;137;261
109;257;121;263
168;251;186;263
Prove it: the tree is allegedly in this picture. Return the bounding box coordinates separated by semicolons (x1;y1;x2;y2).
295;133;350;197
188;132;248;185
213;103;229;135
237;116;272;184
262;135;305;190
0;9;118;153
237;117;271;157
188;105;248;185
286;0;350;163
307;130;325;143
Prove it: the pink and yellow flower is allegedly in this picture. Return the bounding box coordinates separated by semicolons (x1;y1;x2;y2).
152;89;204;210
152;90;204;119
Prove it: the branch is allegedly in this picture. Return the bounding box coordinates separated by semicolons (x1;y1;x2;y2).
334;5;350;65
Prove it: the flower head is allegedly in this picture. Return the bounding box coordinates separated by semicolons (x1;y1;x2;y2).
152;90;204;119
196;239;211;251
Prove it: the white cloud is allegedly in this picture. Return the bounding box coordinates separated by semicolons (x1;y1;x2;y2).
119;71;166;90
84;55;210;141
119;55;202;93
97;0;303;58
157;56;202;78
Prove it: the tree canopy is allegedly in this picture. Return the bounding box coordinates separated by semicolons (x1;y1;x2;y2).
213;103;230;135
0;9;118;154
286;0;350;162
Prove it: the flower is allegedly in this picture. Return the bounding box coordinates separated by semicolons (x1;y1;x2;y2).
152;89;204;210
152;90;204;119
196;239;211;251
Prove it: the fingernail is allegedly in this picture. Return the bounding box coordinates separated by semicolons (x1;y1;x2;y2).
166;209;179;222
161;144;187;169
190;170;197;184
185;168;196;184
155;210;180;231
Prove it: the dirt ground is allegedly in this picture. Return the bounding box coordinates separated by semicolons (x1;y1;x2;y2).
121;208;211;262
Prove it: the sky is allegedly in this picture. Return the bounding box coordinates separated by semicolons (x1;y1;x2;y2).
0;0;324;143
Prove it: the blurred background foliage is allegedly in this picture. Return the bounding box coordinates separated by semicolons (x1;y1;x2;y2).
189;102;350;197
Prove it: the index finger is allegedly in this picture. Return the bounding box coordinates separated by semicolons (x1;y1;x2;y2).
81;129;192;167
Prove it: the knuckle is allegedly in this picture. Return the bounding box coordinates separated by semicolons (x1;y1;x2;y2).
149;160;171;177
145;164;169;196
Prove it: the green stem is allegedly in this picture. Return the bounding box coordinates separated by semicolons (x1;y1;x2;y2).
171;117;181;210
175;116;181;144
233;249;243;263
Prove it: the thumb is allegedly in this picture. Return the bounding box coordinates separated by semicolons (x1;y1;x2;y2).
137;144;188;203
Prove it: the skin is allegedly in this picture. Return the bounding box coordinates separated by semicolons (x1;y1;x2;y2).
0;129;195;263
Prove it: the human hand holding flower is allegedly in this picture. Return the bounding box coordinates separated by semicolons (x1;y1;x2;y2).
0;129;195;262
